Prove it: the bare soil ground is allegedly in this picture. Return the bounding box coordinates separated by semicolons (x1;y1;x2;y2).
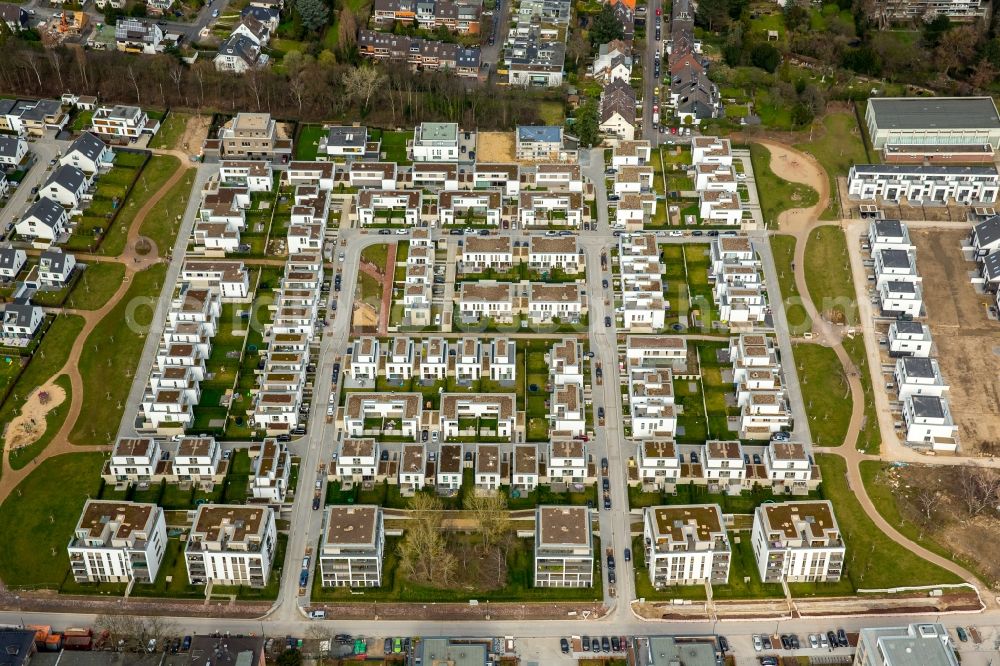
838;179;972;222
3;380;66;450
353;302;378;328
757;140;828;234
909;228;1000;453
477;132;515;163
874;464;1000;584
177;115;211;154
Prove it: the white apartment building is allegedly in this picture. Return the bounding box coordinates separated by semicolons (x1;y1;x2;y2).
528;235;581;274
700;190;743;225
455;337;483;382
887;320;932;358
848;164;999;204
635;440;681;490
613;165;655;195
460;236;514;273
512;443;540;491
174;437;224;488
219;161;273;191
879;280;923;317
185;505;277;587
411;122;460;162
547;439;587;484
549;338;583;387
69;500;167;584
535;506;593;587
626;336;687;366
762;442;814;492
411;162;458;191
751;501;844;583
473;163;520;196
250;439;291;502
458;281;515;323
475;444;503;491
854;624;959;666
438;190;502;227
612;140;652;168
490;338;516;382
643;504;731;587
691;136;733;166
398;444;426;491
319;505;384;587
437;444;464;491
867;219;913;253
518;191;584;228
527;283;586;323
356;189;421;227
902;395;958;448
348;337;380;381
628;367;677;439
335;439;380;484
90;104;155;139
180;260;250;301
702;440;745;492
105;437;162;484
385;337;415;382
348;162;397;189
534;163;583;192
550;383;586;436
440;393;516;441
873;248;920;288
894;356;948;400
419;337;448;382
343;393;422;439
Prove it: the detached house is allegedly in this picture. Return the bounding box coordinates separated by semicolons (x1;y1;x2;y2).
69;500;167;584
90;104;158;140
61;132;114;174
534;506;593;587
39;164;91;210
0;245;26;280
1;299;43;346
214;34;269;73
37;249;76;288
599;79;637;141
115;19;164;54
0;134;27;167
250;439;291;502
16;198;68;242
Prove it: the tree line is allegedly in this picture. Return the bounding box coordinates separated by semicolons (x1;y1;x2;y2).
0;37;565;129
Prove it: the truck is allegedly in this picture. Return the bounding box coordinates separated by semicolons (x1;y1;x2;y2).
652;111;660;125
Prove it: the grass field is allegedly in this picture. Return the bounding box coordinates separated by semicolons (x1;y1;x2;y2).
99;155;181;257
138;162;196;253
0;315;84;433
843;335;880;454
70;265;166;445
816;454;961;589
295;124;325;161
804;227;857;326
749;144;819;229
769;235;812;333
795;111;870;220
148;112;192;151
8;375;72;471
64;262;126;310
0;453;106;589
792;343;851;446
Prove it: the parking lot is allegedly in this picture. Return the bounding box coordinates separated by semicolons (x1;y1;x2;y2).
909;227;1000;454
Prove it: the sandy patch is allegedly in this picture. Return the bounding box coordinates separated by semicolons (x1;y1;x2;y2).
353;302;378;328
755;141;828;234
3;380;66;451
178;114;212;154
476;132;515;163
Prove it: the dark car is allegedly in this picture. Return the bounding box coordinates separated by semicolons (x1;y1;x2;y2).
582;636;590;652
827;631;838;648
601;637;610;652
602;278;609;288
780;635;791;650
182;636;191;651
378;229;391;235
837;629;848;647
692;229;704;236
624;547;631;562
277;434;291;442
607;553;615;569
299;570;308;587
312;496;321;510
608;568;617;584
422;429;429;442
384;638;393;654
760;658;778;666
603;496;611;510
598;406;605;420
602;478;610;491
718;636;729;652
171;638;181;653
560;638;570;654
604;316;612;327
762;636;772;650
957;627;969;642
752;453;762;465
789;634;800;650
611;636;620;652
591;637;601;652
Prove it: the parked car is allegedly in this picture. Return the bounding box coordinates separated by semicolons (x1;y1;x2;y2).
837;629;848;647
601;637;610;652
957;627;969;642
604;316;612;327
827;631;838;648
753;635;763;651
718;636;729;652
560;638;570;654
624;547;631;562
591;637;600;652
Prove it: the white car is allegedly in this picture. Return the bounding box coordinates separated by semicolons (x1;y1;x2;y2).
809;634;819;649
669;230;684;237
395;228;408;235
736;172;747;180
338;251;345;262
753;635;763;651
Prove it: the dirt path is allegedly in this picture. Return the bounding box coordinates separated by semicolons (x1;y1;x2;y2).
756;140;994;605
0;149;192;502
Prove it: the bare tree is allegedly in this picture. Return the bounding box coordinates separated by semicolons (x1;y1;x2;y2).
338;8;358;51
464;491;510;552
126;64;141;104
397;493;456;587
913;487;941;524
343;66;385;111
95;614;176;652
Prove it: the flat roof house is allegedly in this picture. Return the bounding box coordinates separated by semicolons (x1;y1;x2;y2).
751;500;844;583
643;504;730;587
440;393;516;441
399;443;427;491
319;505;384;587
868;219;913;253
516;126;564;161
513;442;540;491
411;122;459;162
902;394;958;449
635;440;680;490
209;112;292;161
320;125;368;158
534;506;593;587
848;164;999;205
250;439;291;503
69;500;167;584
185;505;277;587
855;623;959;666
335;438;380;484
762;441;815;493
888;320;932;358
343;392;423;439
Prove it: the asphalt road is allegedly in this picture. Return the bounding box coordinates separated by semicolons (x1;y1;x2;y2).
24;0;228;41
2;140;64;241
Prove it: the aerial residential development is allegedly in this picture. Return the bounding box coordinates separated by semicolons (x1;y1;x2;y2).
2;0;1000;657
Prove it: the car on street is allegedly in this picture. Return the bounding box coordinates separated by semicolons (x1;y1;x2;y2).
753;635;763;651
560;638;570;654
789;634;800;650
718;636;728;652
384;639;393;654
604;316;612;327
211;8;219;16
299;570;308;586
602;278;609;288
611;636;620;652
809;634;819;649
957;627;969;642
669;230;683;237
312;496;321;510
624;547;631;562
603;496;611;510
591;637;600;652
760;658;778;666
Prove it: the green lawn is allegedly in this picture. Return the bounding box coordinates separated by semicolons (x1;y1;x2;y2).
0;453;106;589
0;315;84;432
71;110;94;132
843;335;880;454
295;124;325;161
8;375;72;471
749;143;819;229
769;234;812;333
64;262;126;310
816;454;961;589
795;111;870;220
148;112;193;151
378;130;413;165
711;532;785;599
100;155;181;257
70;265;166;445
138;162;196;253
804;227;857;326
792;343;851;446
361;243;391;273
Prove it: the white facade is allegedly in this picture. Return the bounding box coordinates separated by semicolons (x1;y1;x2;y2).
319;505;384;587
902;395;958;447
751;501;844;583
643;505;731;586
69;500;167;584
250;439;291;502
185;505;277;587
888;320;932;358
635;440;681;489
336;439;380;483
534;506;593;588
848;164;999;204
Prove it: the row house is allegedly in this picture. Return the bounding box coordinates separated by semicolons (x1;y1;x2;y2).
628;367;676;439
357;189;421;227
343;392;423;439
527;283;586;323
457;280;515;322
625;336;688;368
440;393;516;440
513;442;541;491
437;443;464;490
475;444;502;491
528;235;582;274
474;163;521;197
348;161;398;189
399;443;428;492
460;236;513;272
357;30;482;77
420;337;449;381
635;440;680;490
412;162;459;191
550;383;585;436
848;164;999;204
335;438;380;485
456;337;482;381
219;160;273;192
438;189;502;227
519;191;584;228
40;164;92;210
250;439;291;502
533;163;583;192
